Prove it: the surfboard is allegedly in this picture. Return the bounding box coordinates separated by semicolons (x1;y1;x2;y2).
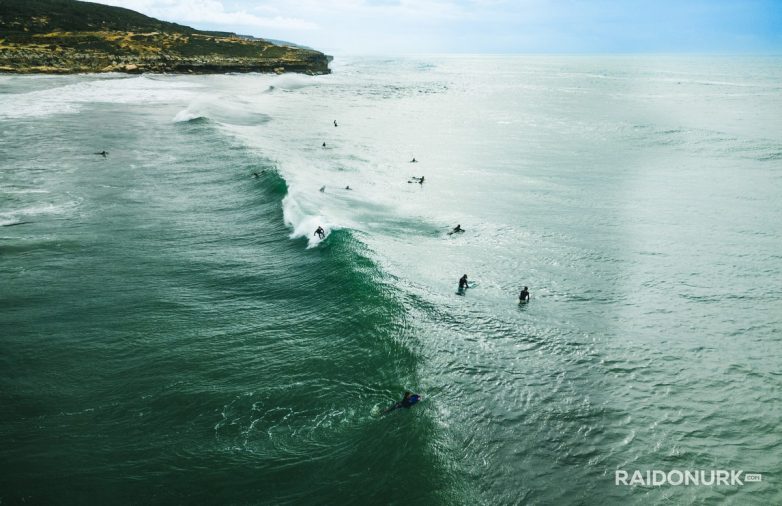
456;281;477;295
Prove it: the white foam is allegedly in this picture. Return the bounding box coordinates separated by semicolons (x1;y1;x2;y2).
282;192;332;249
0;201;80;226
1;189;50;194
173;94;271;126
173;109;205;123
0;75;204;119
270;73;320;91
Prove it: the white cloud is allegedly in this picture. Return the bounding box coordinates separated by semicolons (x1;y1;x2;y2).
91;0;475;52
96;0;318;31
278;0;466;20
84;1;782;54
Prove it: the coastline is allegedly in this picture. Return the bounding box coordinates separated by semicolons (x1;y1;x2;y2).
0;32;331;76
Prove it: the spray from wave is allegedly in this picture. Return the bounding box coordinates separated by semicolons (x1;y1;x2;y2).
0;75;203;119
282;192;333;248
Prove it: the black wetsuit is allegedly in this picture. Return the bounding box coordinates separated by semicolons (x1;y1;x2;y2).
459;276;469;290
519;289;530;301
384;393;421;414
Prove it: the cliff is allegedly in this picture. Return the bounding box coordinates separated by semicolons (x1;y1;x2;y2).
0;0;331;75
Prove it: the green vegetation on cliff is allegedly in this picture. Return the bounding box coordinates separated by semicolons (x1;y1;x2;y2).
0;0;331;74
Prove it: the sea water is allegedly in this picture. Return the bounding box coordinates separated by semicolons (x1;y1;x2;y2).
1;56;781;505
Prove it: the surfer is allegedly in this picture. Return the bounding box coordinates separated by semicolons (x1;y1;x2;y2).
519;286;530;302
409;176;425;184
95;150;108;157
382;391;421;414
322;142;326;147
449;224;464;235
459;274;469;290
410;157;417;163
314;226;325;239
319;185;326;192
345;185;352;190
334;120;338;127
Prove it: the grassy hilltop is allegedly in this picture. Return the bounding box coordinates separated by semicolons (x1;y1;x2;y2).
0;0;331;74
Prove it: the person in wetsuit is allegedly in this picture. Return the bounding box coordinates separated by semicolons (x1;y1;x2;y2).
458;274;469;290
519;286;530;302
383;391;421;414
449;224;463;234
314;226;325;239
95;150;108;157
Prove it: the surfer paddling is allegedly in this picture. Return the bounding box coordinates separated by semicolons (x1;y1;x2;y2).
382;391;421;414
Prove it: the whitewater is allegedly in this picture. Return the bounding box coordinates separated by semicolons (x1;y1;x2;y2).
1;55;781;505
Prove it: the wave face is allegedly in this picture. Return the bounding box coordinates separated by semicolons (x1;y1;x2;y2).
2;56;782;505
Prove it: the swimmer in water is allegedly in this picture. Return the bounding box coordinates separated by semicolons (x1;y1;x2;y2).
382;391;421;414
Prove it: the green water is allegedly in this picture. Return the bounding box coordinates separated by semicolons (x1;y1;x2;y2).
1;57;781;504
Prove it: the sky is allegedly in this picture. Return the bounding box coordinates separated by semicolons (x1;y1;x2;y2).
93;0;782;55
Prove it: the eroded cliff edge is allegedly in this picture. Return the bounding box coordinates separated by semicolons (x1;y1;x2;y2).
0;0;331;75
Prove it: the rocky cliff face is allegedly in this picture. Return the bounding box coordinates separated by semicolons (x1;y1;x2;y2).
0;1;330;75
0;31;331;74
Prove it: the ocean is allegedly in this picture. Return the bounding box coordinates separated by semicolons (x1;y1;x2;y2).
1;55;781;505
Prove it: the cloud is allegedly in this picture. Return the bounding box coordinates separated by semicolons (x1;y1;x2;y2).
96;0;318;31
90;0;782;54
239;0;467;21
